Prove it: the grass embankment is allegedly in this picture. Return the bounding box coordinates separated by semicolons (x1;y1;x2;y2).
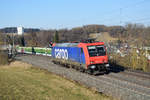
0;61;114;100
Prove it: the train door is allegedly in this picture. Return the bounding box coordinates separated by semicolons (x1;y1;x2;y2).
79;48;85;64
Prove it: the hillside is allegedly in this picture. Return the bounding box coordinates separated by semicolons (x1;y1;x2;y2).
89;32;118;43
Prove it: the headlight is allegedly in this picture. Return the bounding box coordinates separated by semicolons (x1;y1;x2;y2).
91;65;96;69
105;64;109;67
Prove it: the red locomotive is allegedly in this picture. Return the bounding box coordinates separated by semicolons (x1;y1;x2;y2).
52;41;109;75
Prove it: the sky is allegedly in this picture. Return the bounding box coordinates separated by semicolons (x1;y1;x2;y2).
0;0;150;29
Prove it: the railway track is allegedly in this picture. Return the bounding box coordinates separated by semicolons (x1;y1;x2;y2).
15;54;150;100
123;70;150;79
98;75;150;96
92;75;150;100
108;72;150;89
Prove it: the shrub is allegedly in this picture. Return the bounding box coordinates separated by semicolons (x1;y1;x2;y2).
110;49;150;72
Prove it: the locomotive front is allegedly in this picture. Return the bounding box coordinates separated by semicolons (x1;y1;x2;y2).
82;42;109;74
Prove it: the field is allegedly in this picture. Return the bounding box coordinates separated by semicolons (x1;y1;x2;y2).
89;32;118;42
0;61;114;100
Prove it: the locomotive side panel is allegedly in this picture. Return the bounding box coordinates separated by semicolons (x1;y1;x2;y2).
52;47;85;64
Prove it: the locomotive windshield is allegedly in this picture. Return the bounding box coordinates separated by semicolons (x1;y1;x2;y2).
87;45;106;57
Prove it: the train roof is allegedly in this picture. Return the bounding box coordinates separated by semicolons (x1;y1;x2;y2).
53;42;105;47
54;43;79;47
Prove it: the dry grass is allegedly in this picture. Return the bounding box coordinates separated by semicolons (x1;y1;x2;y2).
0;51;8;65
0;61;115;100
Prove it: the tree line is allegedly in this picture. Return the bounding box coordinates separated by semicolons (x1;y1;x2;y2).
1;23;150;47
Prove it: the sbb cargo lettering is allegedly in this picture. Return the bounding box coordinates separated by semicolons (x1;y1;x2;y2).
55;49;68;60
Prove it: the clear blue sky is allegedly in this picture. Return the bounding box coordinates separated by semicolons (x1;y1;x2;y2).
0;0;150;29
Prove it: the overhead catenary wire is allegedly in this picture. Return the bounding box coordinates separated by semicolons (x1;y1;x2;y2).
97;0;149;26
99;0;148;18
76;0;149;27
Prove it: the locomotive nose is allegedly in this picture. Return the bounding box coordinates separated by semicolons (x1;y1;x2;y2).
90;58;107;64
90;60;100;64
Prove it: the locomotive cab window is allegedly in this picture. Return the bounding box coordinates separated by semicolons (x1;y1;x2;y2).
87;45;106;57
